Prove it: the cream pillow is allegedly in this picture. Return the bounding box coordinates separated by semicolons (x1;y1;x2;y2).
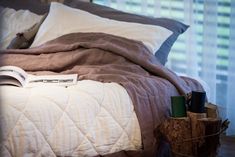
31;2;172;54
0;6;42;49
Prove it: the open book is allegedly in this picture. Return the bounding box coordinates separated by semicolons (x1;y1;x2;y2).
0;66;77;87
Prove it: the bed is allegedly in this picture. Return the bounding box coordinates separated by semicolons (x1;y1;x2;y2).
0;1;206;157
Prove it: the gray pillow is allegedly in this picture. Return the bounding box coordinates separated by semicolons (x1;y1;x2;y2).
0;0;188;65
7;13;47;49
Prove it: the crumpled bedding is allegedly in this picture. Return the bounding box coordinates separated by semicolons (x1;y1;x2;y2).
0;32;204;157
0;80;141;157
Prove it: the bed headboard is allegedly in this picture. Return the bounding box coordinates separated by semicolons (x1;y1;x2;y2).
0;0;91;14
39;0;91;4
40;0;65;4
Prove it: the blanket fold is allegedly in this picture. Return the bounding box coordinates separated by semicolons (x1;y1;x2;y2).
0;32;204;156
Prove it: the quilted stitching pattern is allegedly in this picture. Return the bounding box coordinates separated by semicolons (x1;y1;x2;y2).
0;80;141;157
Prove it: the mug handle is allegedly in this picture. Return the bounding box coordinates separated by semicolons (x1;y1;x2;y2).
185;92;192;110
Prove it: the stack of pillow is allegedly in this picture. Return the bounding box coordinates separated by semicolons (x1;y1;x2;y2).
0;6;43;49
0;0;188;65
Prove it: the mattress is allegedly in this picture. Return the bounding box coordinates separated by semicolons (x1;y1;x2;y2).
0;80;141;156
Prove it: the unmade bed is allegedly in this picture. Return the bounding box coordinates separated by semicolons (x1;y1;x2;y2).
0;1;206;157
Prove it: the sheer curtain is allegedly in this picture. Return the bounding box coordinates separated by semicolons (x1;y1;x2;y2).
93;0;235;135
227;0;235;135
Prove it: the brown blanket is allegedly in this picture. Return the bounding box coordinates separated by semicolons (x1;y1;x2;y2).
0;33;204;156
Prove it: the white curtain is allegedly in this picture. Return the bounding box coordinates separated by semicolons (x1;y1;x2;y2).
201;1;217;102
227;0;235;135
95;0;235;135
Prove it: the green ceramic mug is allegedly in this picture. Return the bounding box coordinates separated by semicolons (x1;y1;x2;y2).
171;96;186;117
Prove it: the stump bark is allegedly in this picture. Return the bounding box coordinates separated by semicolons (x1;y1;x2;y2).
158;117;193;157
187;111;207;155
197;118;222;157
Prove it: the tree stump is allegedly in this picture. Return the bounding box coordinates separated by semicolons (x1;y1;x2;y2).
187;111;207;155
158;117;193;157
205;103;219;118
197;118;222;157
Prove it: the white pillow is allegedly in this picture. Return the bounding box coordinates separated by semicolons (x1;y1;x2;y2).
0;7;42;49
31;2;172;54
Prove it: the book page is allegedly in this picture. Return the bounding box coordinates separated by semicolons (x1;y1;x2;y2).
26;74;78;87
0;76;22;87
0;66;28;87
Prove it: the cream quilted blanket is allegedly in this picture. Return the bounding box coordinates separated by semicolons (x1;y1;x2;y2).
0;80;141;157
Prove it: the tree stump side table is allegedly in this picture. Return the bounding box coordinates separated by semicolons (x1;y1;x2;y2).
157;110;222;157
